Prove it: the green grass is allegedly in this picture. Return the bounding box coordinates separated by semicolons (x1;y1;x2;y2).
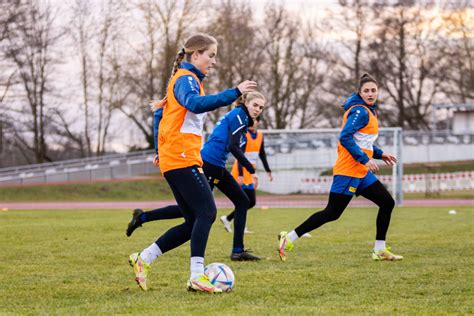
404;190;474;199
1;178;473;202
0;178;174;202
1;206;473;314
0;177;269;202
321;160;474;176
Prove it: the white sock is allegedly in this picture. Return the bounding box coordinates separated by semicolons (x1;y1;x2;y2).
288;230;299;242
190;256;205;279
140;243;162;265
374;240;386;252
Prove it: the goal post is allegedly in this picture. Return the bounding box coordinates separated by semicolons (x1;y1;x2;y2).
254;127;404;205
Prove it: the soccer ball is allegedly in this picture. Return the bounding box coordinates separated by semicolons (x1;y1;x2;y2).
204;262;235;292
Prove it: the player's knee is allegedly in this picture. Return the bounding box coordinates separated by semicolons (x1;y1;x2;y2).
383;196;395;211
236;194;250;210
328;212;342;221
324;207;343;222
183;218;195;230
208;208;217;223
248;199;256;209
201;204;217;223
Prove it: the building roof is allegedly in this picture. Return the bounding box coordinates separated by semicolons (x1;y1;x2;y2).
432;103;474;111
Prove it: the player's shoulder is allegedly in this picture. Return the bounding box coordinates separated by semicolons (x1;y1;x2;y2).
348;104;369;113
347;105;370;118
176;74;199;87
225;107;244;122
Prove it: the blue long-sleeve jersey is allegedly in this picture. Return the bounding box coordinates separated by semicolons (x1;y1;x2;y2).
201;105;255;173
340;92;383;164
153;108;163;154
174;62;240;113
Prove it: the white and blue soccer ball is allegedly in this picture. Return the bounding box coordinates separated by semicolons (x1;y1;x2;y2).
204;262;235;292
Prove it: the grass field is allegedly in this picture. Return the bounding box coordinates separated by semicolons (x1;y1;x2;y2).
321;160;474;176
0;178;174;202
0;177;473;202
0;206;473;315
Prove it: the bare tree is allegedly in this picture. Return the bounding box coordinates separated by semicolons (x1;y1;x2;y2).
69;0;124;156
318;0;374;126
116;0;202;149
257;5;327;129
258;5;300;129
203;0;264;124
70;0;93;156
439;2;474;104
0;0;22;102
3;0;62;163
93;1;125;155
294;22;330;128
331;0;373;86
0;1;22;164
367;3;444;129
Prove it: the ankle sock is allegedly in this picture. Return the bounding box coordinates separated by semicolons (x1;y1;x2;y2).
190;256;204;279
374;240;386;252
140;242;162;265
288;230;299;242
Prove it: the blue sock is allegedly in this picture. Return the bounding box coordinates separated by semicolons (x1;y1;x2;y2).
140;213;147;223
232;247;243;254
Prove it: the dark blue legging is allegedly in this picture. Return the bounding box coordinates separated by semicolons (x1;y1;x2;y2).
142;205;182;222
154;166;216;257
140;163;250;253
226;188;256;221
294;181;395;240
202;161;250;253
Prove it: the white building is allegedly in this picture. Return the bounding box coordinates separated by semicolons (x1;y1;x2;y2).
431;104;474;133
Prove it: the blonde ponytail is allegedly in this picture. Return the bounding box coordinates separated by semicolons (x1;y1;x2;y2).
169;48;186;82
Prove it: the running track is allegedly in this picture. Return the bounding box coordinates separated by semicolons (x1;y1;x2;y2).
1;196;473;210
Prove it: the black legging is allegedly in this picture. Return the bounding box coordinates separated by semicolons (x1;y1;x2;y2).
203;161;250;252
154;166;217;257
294;181;395;240
143;205;182;222
226;188;256;221
139;166;253;252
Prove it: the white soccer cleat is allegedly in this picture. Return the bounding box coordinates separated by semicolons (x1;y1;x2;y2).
220;215;232;233
302;233;312;238
244;227;253;234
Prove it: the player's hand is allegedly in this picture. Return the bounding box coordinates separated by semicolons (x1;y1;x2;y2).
381;153;397;166
237;80;258;94
252;174;259;190
267;172;273;182
365;159;379;173
237;176;244;185
150;97;167;112
153;154;159;167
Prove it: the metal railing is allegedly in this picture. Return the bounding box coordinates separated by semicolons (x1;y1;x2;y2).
0;150;157;185
0;130;472;187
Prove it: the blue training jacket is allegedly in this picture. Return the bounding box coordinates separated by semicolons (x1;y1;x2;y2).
174;62;240;113
340;92;383;165
153;108;163;154
201;105;252;169
152;62;241;153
